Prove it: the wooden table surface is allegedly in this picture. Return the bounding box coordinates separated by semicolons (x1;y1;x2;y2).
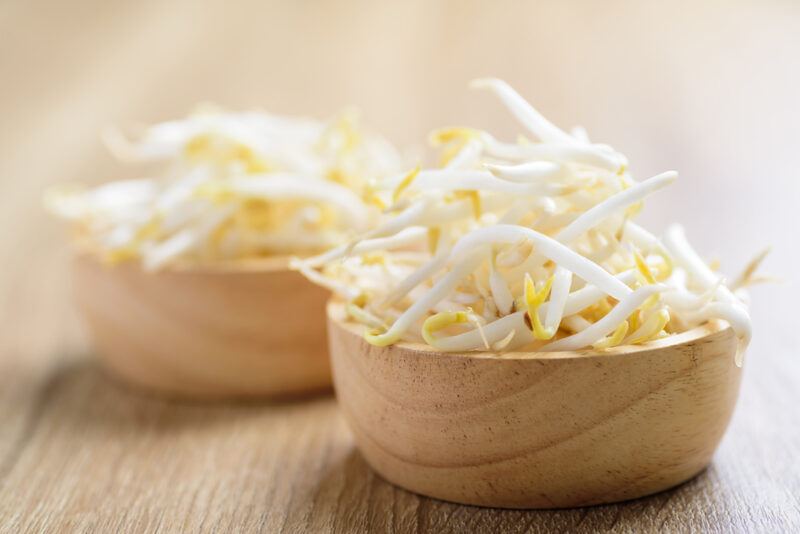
1;1;799;532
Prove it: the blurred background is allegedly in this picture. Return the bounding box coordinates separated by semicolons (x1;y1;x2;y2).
2;0;797;354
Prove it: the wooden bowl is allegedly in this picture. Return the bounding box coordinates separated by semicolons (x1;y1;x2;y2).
327;302;743;508
72;254;331;399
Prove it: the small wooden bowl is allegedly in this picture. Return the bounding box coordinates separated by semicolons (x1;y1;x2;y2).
327;302;743;508
72;254;331;399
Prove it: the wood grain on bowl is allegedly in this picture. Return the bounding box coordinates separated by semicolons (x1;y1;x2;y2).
72;254;331;399
327;301;742;509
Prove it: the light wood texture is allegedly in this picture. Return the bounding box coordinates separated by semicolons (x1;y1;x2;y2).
72;254;331;398
327;303;742;509
2;0;800;532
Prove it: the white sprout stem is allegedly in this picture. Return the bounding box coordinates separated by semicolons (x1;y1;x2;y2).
142;205;235;270
663;224;741;306
142;231;197;270
498;200;533;225
378;244;452;309
571;126;590;143
295;226;426;268
544;267;573;332
505;196;556;222
426;310;531;352
663;225;715;286
535;211;580;233
667;267;688;291
362;198;431;240
432;299;470;313
541;285;666;351
682;302;752;348
450;225;632;300
97;224;139;251
374;252;485;342
661;284;719;310
449;291;481;305
155;169;209;220
470;78;577;144
556;171;677;244
492;329;518;351
87;179;160;217
489;262;514;316
623;221;661;250
347;304;385;328
446;139;483;169
390;169;568;196
583;240;617;267
228;175;370;230
539;270;636;317
495;240;534;269
416;194;512;227
484;161;566;183
562;314;592;333
472;272;496;319
482;134;622;172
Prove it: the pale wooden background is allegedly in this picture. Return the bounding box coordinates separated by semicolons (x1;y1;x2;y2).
1;1;799;532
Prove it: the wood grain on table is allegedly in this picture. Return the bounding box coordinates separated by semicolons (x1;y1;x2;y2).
1;1;799;532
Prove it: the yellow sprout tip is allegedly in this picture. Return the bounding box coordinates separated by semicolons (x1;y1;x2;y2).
392;166;421;203
421;311;469;345
634;251;656;285
364;328;400;347
524;273;555;340
593;320;629;350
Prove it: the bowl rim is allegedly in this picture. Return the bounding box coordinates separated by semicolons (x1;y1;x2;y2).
327;300;734;362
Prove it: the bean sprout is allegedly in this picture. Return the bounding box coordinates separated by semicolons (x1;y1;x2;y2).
296;80;759;364
45;108;403;268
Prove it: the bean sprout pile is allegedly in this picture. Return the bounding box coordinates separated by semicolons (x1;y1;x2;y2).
46;108;402;269
295;79;762;364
